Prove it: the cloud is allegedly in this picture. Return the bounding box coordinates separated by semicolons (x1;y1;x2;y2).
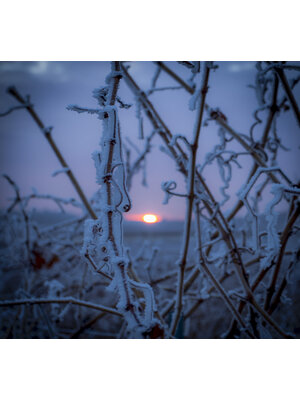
0;61;68;83
227;62;256;73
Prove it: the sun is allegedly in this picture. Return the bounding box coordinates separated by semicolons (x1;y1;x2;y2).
142;214;158;224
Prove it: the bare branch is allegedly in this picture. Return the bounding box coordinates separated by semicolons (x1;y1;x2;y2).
6;86;97;219
0;297;122;317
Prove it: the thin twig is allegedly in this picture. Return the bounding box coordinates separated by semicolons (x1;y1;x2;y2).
70;311;106;338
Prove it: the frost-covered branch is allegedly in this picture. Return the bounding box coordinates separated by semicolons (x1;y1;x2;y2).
274;66;300;127
17;192;84;213
68;62;160;337
3;175;31;262
227;73;280;222
0;297;122;317
194;203;255;337
3;61;298;339
6;86;96;219
122;62;258;330
170;62;211;336
264;201;300;311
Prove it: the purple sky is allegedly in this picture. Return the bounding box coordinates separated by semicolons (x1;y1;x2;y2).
0;62;299;220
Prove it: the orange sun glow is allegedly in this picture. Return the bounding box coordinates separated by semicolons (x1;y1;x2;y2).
142;214;158;224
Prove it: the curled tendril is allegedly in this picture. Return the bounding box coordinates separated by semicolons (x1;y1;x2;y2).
161;181;187;205
249;106;268;143
170;134;191;152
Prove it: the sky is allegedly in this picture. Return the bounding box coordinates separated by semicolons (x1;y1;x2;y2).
0;61;299;221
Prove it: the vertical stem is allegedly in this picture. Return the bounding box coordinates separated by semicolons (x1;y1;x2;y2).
104;62;142;327
264;202;300;311
170;64;211;336
194;204;255;338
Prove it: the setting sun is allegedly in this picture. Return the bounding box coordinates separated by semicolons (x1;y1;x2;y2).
142;214;158;224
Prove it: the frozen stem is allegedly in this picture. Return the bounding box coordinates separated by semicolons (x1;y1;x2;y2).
0;297;122;317
170;63;211;336
6;86;97;220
